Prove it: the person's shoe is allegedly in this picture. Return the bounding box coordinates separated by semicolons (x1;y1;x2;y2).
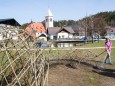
109;62;113;65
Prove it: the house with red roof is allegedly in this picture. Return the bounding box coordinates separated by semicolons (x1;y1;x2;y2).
25;22;47;41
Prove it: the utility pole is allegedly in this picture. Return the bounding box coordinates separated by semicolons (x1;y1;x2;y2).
85;15;88;43
82;12;88;44
90;16;94;43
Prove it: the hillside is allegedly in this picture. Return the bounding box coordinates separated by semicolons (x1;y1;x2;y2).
76;11;115;36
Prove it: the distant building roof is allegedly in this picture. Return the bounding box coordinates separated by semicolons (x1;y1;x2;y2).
47;27;60;34
57;26;75;33
47;25;85;35
0;18;21;26
25;22;46;37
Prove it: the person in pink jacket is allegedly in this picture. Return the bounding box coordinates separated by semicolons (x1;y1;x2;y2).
103;38;112;64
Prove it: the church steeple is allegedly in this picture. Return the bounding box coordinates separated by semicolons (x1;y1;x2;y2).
48;9;53;16
45;8;54;29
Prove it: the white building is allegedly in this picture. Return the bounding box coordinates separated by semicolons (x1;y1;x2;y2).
57;27;74;39
47;26;85;41
106;27;115;40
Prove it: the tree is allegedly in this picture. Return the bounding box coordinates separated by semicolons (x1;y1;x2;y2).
20;23;30;29
54;20;76;27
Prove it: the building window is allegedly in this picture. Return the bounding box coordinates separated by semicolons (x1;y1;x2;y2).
59;36;61;38
50;18;52;22
54;36;57;40
46;19;48;22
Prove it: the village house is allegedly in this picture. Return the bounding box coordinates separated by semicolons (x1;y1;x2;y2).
25;22;47;41
105;27;115;40
47;25;85;41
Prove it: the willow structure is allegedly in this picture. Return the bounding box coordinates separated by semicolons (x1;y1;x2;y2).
0;27;49;86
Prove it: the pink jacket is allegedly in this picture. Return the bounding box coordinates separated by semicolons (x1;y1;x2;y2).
105;41;112;52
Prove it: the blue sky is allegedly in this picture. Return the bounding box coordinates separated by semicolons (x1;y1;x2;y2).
0;0;115;25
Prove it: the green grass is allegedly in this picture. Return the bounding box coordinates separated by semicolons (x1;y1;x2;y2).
43;40;115;63
82;40;115;47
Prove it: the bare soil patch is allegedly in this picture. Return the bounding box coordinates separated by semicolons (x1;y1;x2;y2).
48;62;115;86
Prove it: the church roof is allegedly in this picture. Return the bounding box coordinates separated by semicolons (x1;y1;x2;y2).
46;9;53;16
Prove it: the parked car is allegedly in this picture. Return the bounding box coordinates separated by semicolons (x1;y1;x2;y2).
35;42;49;48
41;42;49;47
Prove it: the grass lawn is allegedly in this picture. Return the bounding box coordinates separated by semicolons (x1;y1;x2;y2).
82;40;115;47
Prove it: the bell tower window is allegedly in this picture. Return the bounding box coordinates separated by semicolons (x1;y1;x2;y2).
46;19;48;22
50;18;52;22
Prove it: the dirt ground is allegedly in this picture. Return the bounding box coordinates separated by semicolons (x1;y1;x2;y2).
48;62;115;86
